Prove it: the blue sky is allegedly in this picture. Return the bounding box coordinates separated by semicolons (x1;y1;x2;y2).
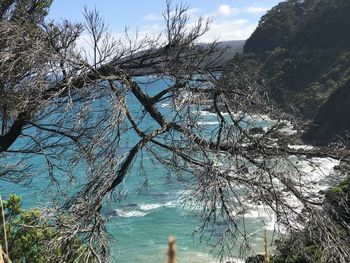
48;0;281;41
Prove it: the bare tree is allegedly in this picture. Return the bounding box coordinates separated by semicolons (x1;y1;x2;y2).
0;0;349;262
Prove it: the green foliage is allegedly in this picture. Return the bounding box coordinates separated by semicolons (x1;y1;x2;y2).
243;0;350;119
327;178;349;194
304;78;350;143
245;0;350;54
0;194;90;263
0;0;53;23
324;178;350;225
272;177;350;262
272;238;322;263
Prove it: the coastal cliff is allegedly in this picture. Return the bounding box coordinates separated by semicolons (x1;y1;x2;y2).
242;0;350;143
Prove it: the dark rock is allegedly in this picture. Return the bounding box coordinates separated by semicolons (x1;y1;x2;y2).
245;255;264;263
248;127;265;135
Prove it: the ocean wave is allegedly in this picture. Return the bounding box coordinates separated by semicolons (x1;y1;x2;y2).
199;110;217;116
174;155;339;233
288;144;314;150
176;251;245;263
160;103;170;108
111;201;177;218
243;204;273;219
113;209;147;218
197;121;220;125
198;110;229;116
138;203;163;210
138;201;176;211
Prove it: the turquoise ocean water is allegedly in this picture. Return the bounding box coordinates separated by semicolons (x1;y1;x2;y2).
1;77;272;262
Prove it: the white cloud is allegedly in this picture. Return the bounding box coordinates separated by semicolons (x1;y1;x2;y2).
187;8;201;15
212;4;268;18
143;14;162;21
143;8;200;22
126;19;253;44
217;4;238;16
76;3;263;56
138;5;260;43
243;6;268;15
202;19;257;42
139;24;163;38
198;4;264;41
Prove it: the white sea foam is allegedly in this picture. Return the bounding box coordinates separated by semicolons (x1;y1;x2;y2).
197;121;220;125
113;209;147;218
160;103;170;108
288;144;314;150
232;258;246;263
245;113;273;123
299;157;339;176
243;204;273;219
198;109;299;137
138;201;176;211
199;110;217;116
199;110;229;116
296;157;340;199
173;157;339;246
112;201;179;218
250;156;340;232
138;203;163;210
176;251;217;263
264;218;277;231
176;251;245;263
279;127;298;135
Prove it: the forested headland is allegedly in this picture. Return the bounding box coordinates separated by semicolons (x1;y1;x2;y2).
243;0;350;145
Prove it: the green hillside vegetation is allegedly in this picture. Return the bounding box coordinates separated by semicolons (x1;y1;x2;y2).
243;0;350;120
304;79;350;144
241;1;350;259
272;173;350;263
0;195;90;262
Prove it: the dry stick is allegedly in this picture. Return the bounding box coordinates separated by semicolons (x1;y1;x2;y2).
0;196;8;260
167;236;176;263
264;229;270;263
0;245;4;263
2;253;11;263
